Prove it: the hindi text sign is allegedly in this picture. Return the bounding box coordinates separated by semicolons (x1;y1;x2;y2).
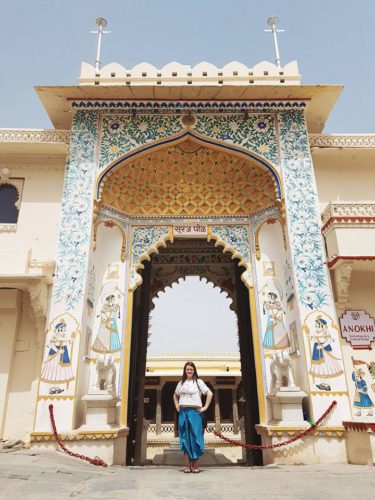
174;224;208;238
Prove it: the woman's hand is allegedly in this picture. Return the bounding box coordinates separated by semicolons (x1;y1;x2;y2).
197;407;206;413
175;405;180;413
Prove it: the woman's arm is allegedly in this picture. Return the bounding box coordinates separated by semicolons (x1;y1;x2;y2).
198;389;213;413
173;393;180;412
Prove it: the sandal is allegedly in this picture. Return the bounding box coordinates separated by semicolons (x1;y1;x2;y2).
184;468;191;473
191;468;200;473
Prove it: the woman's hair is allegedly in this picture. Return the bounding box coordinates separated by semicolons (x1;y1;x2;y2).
181;361;199;384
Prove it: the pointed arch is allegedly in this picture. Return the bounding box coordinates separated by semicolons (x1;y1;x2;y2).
96;130;282;201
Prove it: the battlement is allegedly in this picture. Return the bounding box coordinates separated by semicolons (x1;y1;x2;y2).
79;60;301;86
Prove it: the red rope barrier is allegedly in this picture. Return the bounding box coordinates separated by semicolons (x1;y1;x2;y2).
210;400;337;450
48;404;107;467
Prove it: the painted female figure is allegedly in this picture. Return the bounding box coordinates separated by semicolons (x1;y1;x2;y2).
309;316;343;391
263;292;290;350
173;362;213;473
40;319;75;394
92;294;121;354
352;369;374;416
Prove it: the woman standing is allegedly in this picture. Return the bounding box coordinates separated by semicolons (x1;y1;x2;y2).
173;361;213;473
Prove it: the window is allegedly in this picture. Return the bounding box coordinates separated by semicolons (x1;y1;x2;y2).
0;179;23;227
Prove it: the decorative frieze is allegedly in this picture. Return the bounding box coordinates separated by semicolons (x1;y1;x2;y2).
333;261;353;311
310;134;375;149
0;129;70;144
322;202;375;233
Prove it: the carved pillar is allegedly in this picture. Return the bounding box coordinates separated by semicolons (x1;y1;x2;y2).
214;389;221;432
232;388;239;434
279;109;351;423
333;261;353;312
34;110;99;432
156;387;162;435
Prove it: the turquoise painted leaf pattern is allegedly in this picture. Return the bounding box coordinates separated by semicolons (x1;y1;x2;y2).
99;115;184;171
193;114;278;166
52;111;99;309
130;226;170;288
279;110;329;310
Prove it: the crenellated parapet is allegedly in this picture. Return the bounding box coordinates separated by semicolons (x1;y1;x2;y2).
79;60;301;86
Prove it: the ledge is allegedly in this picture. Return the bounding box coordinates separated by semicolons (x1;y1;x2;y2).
30;427;129;442
343;421;375;433
310;134;375;149
322;201;375;233
256;424;345;438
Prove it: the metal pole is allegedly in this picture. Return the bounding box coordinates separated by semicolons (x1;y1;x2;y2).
90;18;111;74
271;22;281;68
95;24;103;72
264;16;285;69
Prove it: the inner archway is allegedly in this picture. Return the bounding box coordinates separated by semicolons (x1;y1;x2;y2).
99;136;278;218
126;238;262;466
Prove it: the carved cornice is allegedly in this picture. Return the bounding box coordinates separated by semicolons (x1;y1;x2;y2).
310;134;375;148
0;129;71;144
0;223;17;233
322;202;375;233
333;261;353;310
28;281;49;346
343;421;375;433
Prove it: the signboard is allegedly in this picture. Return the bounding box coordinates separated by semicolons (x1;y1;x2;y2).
174;224;208;238
339;310;375;350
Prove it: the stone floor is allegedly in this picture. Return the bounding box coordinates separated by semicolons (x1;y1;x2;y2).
0;447;374;499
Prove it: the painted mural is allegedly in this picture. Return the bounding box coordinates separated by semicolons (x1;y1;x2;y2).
39;313;80;396
344;352;375;419
262;288;291;351
92;283;123;354
36;102;352;431
279;110;350;421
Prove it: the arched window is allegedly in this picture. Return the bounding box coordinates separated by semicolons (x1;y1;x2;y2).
0;183;20;224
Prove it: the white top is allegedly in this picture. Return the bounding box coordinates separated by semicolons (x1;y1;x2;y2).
175;379;209;407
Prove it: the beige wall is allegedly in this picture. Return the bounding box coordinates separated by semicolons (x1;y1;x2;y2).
0;165;64;272
348;270;375;318
0;290;21;438
1;291;42;441
313;149;375;212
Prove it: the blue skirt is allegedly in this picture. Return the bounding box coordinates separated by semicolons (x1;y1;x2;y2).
178;407;204;461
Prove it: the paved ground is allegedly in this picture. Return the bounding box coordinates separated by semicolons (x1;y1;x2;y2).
0;448;374;499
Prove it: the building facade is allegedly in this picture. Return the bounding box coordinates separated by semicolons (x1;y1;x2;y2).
1;59;375;465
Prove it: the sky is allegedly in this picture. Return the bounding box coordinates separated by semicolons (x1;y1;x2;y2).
2;1;374;354
1;0;375;132
148;277;238;356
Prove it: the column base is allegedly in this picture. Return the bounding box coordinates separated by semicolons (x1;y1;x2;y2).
267;387;307;424
256;425;346;465
343;421;375;465
82;392;120;427
30;427;129;465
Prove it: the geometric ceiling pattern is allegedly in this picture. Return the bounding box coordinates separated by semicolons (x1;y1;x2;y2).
100;139;276;217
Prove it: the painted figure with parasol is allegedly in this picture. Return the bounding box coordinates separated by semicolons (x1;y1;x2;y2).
351;356;374;416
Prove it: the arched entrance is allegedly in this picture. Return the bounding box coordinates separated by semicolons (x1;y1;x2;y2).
95;133;281;466
126;238;262;466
